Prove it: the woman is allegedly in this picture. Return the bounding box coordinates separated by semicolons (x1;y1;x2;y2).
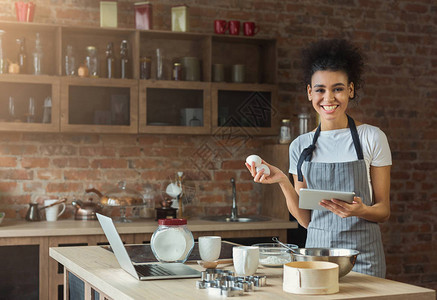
246;39;391;278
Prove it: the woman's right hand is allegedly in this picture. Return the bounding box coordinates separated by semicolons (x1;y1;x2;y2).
245;160;288;184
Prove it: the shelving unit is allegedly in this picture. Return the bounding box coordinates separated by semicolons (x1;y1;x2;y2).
0;21;278;135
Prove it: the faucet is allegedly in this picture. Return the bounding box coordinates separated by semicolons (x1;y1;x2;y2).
230;178;238;220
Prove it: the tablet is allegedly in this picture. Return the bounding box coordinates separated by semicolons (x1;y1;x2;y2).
299;188;355;211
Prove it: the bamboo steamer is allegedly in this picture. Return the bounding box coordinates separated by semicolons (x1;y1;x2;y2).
283;261;339;295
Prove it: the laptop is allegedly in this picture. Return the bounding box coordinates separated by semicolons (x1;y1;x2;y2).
96;213;201;280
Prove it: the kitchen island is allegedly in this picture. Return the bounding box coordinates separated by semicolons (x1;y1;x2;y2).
0;217;296;299
50;245;435;300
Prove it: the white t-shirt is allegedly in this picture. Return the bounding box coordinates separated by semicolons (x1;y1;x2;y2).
289;124;392;197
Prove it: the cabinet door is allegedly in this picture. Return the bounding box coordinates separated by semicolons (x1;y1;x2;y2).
212;83;278;136
139;81;211;134
0;237;48;300
60;77;139;133
0;74;60;132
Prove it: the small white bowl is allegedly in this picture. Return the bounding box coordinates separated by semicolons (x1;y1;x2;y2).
252;243;298;267
0;212;5;225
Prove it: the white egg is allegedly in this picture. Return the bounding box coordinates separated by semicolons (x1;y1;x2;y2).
246;154;262;167
256;164;270;176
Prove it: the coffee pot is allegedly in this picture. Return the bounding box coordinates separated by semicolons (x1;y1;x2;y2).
25;202;41;221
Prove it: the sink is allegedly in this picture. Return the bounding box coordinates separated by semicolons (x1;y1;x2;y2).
202;216;270;222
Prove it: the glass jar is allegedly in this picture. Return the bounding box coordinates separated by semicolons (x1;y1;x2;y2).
140;56;151;79
298;108;311;135
150;218;194;263
85;46;98;77
172;62;182;80
279;118;292;144
65;45;75;76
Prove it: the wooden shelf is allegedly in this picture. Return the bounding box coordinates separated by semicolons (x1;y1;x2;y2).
0;21;277;135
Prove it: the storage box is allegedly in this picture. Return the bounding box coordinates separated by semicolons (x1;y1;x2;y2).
135;2;153;30
171;5;189;32
100;1;117;28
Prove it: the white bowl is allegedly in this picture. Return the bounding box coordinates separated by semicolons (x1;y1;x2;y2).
252;243;298;267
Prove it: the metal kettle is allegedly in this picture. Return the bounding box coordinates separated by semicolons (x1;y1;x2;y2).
25;203;41;221
71;199;102;220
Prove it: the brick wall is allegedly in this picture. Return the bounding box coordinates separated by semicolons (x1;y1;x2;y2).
0;0;435;291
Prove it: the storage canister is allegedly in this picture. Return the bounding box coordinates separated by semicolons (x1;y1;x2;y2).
171;5;189;32
134;2;153;30
150;218;194;263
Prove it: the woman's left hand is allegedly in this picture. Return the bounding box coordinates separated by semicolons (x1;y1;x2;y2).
320;196;364;218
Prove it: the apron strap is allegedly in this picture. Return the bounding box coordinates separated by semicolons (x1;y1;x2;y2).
296;115;364;182
347;115;364;160
297;123;321;182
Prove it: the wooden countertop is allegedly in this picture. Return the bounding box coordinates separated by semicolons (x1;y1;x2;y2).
0;217;297;238
50;246;436;300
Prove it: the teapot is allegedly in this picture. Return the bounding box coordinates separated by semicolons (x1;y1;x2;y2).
71;189;103;220
71;199;102;220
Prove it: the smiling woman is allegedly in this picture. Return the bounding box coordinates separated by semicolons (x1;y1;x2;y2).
246;39;392;279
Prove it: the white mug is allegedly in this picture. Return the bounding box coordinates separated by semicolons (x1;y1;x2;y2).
44;199;66;222
233;246;259;276
198;236;221;262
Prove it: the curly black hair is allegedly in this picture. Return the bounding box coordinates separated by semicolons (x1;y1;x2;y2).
301;39;365;100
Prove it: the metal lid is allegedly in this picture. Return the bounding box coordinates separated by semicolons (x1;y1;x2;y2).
158;218;187;225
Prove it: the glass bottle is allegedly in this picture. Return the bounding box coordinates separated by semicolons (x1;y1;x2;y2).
156;48;163;80
65;45;76;76
298;107;311;135
32;32;43;75
105;42;115;79
120;40;128;79
27;97;35;123
279;119;292;144
8;96;15;121
85;46;98;77
42;96;52;123
17;37;27;74
0;30;4;74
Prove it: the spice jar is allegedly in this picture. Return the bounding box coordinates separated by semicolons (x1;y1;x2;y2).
172;62;183;80
279;119;292;144
140;57;151;79
150;218;194;263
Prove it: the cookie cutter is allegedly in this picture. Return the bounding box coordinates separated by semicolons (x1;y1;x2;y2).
196;269;267;297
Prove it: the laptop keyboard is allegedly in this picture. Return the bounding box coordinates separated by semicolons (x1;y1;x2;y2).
134;264;175;277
